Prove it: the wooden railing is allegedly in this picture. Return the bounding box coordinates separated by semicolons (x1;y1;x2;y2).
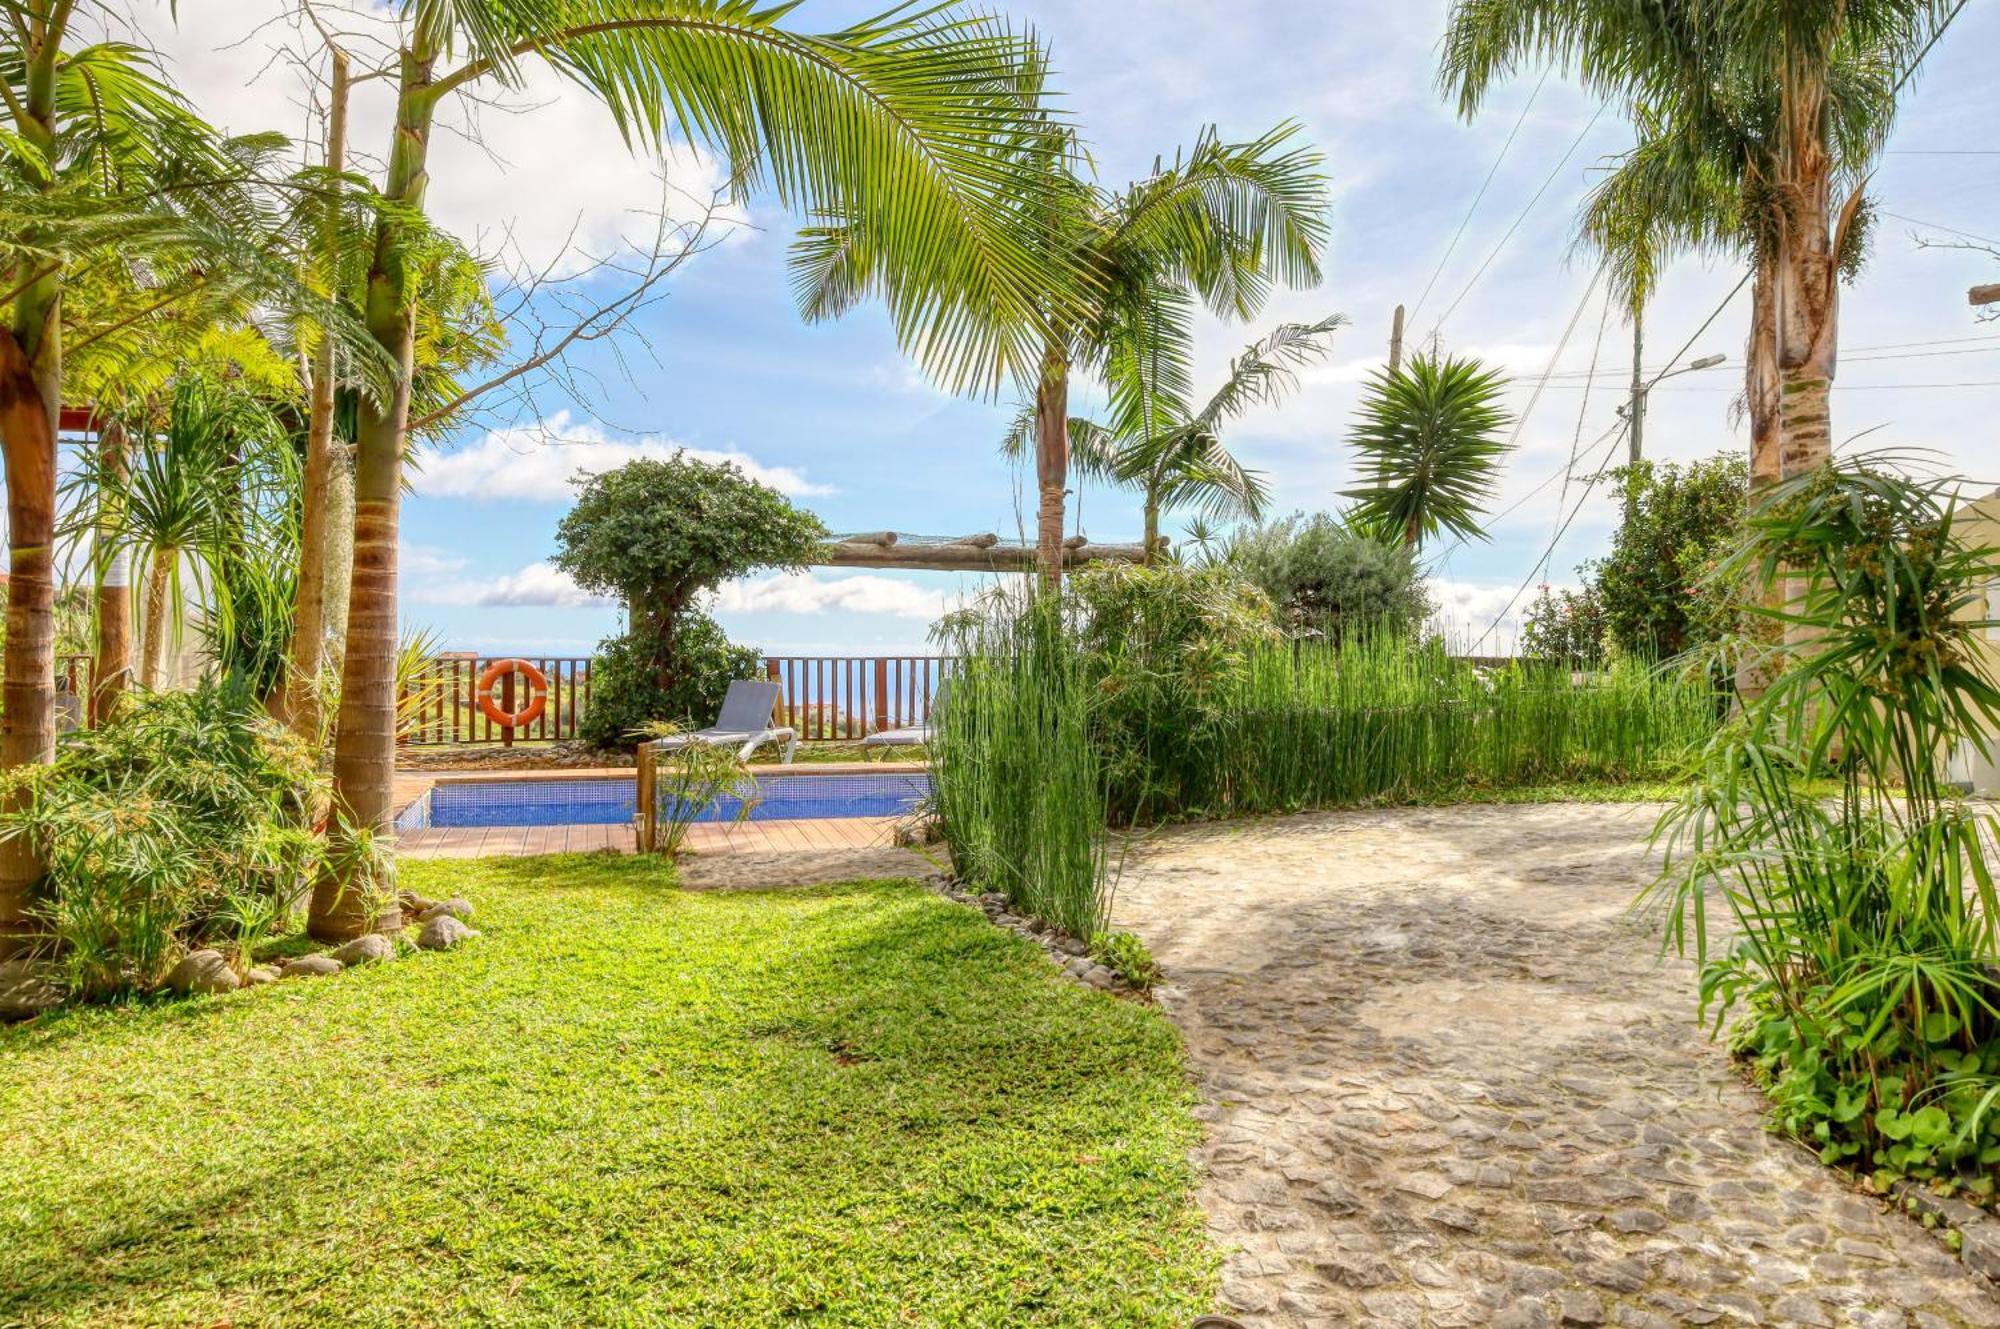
402;656;594;747
48;651;959;748
761;655;953;741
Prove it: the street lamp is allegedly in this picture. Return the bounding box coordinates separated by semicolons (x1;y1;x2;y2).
1626;350;1728;465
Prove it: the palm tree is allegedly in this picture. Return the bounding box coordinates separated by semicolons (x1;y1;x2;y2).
1438;0;1961;485
1015;316;1346;558
0;22;318;948
1342;351;1512;549
62;379;294;690
307;1;1080;941
802;119;1331;581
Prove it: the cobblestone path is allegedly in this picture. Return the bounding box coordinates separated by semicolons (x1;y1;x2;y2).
1113;804;2000;1328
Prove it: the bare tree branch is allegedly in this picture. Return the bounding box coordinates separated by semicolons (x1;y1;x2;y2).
408;178;745;434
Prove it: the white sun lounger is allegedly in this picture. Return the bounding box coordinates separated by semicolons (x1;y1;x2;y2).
648;680;797;763
862;682;946;755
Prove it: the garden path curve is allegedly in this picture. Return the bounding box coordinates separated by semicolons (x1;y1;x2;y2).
1113;803;2000;1329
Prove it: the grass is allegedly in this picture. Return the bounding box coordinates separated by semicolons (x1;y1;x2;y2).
0;856;1212;1328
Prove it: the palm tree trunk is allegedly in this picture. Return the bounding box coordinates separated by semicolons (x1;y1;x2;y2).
1142;491;1161;565
311;55;435;942
1746;257;1781;495
0;11;71;952
1774;111;1838;482
139;551;173;689
278;48;351;738
1033;349;1069;587
91;417;131;725
1736;255;1785;704
0;325;56;953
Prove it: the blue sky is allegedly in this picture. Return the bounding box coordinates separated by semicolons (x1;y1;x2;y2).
162;0;2000;657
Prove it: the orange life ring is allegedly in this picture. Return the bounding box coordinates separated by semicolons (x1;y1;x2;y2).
475;658;549;729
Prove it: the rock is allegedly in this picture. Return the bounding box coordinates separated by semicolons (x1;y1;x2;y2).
243;966;281;986
1080;964;1116;990
165;949;240;994
281;954;344;979
398;890;438;918
1961;1222;2000;1282
418;896;473;923
331;934;393;967
417;914;479;951
0;958;62;1019
1063;955;1092;978
1557;1291;1605;1326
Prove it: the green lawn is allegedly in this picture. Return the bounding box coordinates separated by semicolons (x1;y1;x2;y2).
0;857;1212;1327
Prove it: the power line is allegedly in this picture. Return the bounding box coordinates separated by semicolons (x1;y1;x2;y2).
1471;420;1631;651
1553;282;1616;527
1432;102;1607;333
1410;66;1551;322
1882;211;2000;247
1539;379;2000;392
1541;339;2000;380
1429;273;1611;571
1892;0;1969;97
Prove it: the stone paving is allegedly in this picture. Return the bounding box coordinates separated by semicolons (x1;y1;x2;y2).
1112;803;2000;1329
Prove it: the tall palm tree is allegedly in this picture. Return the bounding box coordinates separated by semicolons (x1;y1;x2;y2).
1438;0;1960;485
307;1;1079;941
1342;351;1512;549
1013;316;1346;558
801;118;1331;581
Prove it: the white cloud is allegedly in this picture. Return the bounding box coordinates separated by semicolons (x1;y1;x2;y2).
413;410;832;502
713;571;959;621
144;1;747;276
405;560;611;609
399;543;468;579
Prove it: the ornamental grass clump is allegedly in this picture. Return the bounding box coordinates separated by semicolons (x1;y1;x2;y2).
3;681;327;999
1646;460;2000;1193
931;590;1115;941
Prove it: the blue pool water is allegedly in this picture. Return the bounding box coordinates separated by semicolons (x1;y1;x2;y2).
396;772;930;831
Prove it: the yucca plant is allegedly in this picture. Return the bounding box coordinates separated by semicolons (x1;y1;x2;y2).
1646;458;2000;1186
63;378;297;690
1343;351;1512;549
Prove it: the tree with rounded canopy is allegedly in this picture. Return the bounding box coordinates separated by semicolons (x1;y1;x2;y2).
554;454;826;692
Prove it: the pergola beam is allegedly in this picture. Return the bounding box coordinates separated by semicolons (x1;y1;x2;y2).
819;533;1156;573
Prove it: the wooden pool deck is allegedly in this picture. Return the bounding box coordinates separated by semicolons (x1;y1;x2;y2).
391;763;919;861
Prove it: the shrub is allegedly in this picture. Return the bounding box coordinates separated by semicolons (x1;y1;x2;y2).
6;682;327;998
637;722;760;857
1225;512;1430;640
1066;562;1278;821
1589;454;1747;661
579;614;760;751
1091;930;1160;990
1520;582;1609;667
1647;459;2000;1192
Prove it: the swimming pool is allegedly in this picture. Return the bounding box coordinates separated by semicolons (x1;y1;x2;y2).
394;770;930;831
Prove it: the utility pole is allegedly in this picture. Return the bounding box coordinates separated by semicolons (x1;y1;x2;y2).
1627;305;1645;467
1973;283;2000;309
1388;303;1406;374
